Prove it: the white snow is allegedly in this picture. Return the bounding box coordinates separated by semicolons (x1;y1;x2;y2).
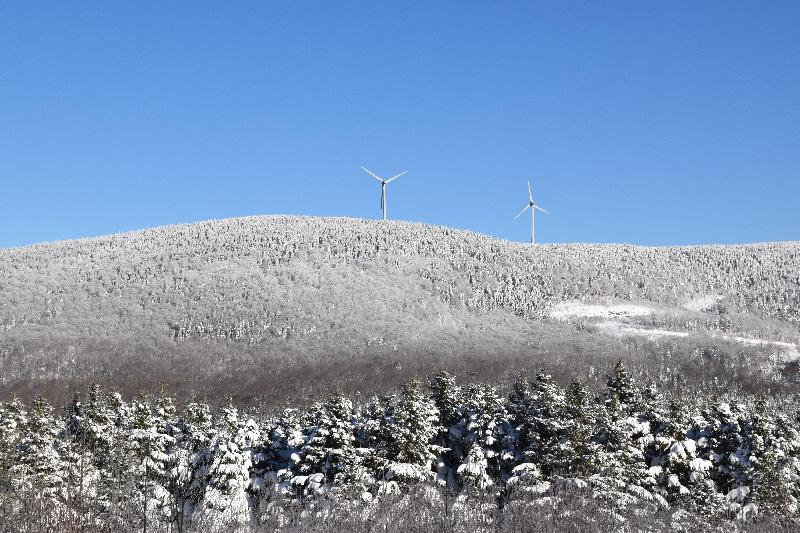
683;294;723;312
549;300;800;359
595;320;799;357
549;301;655;320
595;321;688;339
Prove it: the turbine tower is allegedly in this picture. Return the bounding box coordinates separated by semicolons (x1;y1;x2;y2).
514;180;550;243
361;166;407;221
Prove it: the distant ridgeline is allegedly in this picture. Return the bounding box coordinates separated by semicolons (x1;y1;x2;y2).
1;216;797;341
0;362;798;531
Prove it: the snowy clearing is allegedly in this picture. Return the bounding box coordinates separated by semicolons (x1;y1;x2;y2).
549;301;655;320
683;294;724;312
595;321;799;359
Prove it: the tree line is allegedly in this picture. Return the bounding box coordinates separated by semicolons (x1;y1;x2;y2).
1;361;799;531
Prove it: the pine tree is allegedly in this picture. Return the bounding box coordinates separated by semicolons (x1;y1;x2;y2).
525;368;566;477
203;404;254;524
454;384;506;490
592;372;662;512
705;400;749;499
749;393;774;506
128;397;175;528
0;398;26;488
63;385;118;505
606;359;637;409
300;393;356;484
13;396;64;496
559;379;597;479
385;380;438;483
178;400;216;519
750;399;799;519
429;370;462;435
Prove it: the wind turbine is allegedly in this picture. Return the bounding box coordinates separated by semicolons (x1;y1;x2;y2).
514;180;550;243
361;166;407;221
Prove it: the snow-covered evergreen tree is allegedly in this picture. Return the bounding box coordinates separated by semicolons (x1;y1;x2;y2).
202;404;256;525
0;398;26;487
558;379;597;479
384;380;438;484
127;397;176;526
12;396;63;496
592;363;663;512
299;394;357;486
525;368;566;477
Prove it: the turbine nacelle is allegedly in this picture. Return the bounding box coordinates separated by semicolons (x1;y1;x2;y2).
362;166;407;221
514;179;550;243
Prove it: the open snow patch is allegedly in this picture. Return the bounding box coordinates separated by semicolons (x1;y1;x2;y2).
550;301;654;320
594;321;799;359
683;294;723;313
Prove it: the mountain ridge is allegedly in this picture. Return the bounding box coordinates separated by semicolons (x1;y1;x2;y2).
1;215;798;404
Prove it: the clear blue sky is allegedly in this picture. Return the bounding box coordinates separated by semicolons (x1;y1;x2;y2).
1;2;798;248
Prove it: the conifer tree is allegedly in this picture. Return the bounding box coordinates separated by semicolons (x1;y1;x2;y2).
525;368;566;477
203;404;255;524
0;398;26;488
705;400;749;498
13;397;63;496
606;359;637;409
559;379;597;478
385;381;438;483
128;398;175;527
454;384;506;489
300;394;356;484
178;400;216;518
592;372;661;511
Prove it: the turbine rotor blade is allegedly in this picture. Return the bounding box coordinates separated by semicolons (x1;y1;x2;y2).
533;205;550;214
385;171;407;183
528;181;533;202
361;166;383;183
514;205;531;219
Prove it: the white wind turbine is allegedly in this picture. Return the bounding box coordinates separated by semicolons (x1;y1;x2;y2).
361;166;408;221
514;180;550;243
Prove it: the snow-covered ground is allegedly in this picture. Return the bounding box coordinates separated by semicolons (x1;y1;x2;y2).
683;294;724;312
551;300;799;361
549;301;655;320
596;321;799;360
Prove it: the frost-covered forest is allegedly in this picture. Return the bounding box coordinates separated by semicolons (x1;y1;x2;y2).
1;216;799;530
1;361;799;532
1;216;798;404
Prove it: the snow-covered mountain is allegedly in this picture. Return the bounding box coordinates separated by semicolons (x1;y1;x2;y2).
1;216;798;402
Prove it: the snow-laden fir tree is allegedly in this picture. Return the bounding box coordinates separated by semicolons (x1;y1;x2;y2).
704;399;750;510
749;394;800;519
202;404;258;525
558;379;598;479
592;362;664;512
11;396;64;497
127;397;176;527
251;406;307;508
177;400;216;518
298;394;357;489
384;380;439;484
0;398;26;487
648;398;718;516
453;384;507;491
63;384;119;509
525;368;566;477
428;370;463;487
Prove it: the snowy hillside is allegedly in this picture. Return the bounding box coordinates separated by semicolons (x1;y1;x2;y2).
1;215;798;402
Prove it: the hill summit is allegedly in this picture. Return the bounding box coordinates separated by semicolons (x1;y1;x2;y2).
1;216;798;403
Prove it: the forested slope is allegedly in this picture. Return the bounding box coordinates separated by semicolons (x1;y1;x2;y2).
1;216;798;402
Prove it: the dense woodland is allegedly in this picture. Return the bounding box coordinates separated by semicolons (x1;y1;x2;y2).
1;361;799;532
1;217;799;530
1;217;798;404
